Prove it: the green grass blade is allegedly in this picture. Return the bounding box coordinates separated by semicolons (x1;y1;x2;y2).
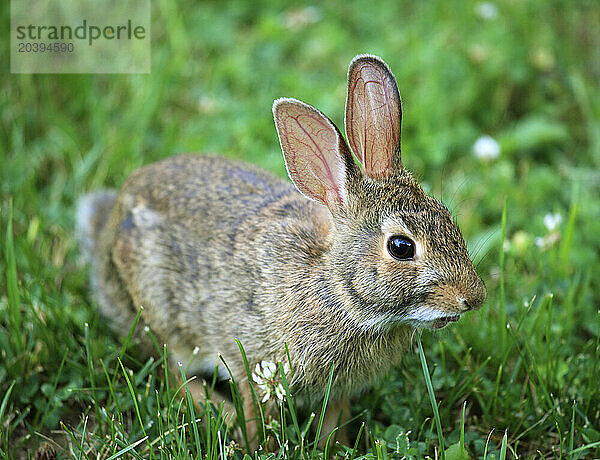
460;401;466;455
118;306;144;359
568;401;576;459
323;426;338;459
234;339;266;448
178;363;203;458
499;430;508;460
105;436;149;460
312;363;335;458
491;362;503;416
84;322;102;435
0;381;15;422
569;440;600;456
349;421;364;460
77;416;88;460
506;320;557;420
100;358;121;414
117;356;153;458
499;198;508;353
219;353;249;450
559;191;578;271
417;334;445;459
162;343;172;408
544;294;555;387
278;362;302;445
0;381;16;451
227;378;249;450
375;438;388;460
60;422;90;460
109;306;145;394
5;200;22;357
483;429;494;460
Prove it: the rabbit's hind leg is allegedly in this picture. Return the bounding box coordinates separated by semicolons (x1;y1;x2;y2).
319;397;351;449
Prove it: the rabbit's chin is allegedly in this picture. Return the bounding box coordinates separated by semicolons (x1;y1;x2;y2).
404;311;462;330
357;309;461;332
423;315;461;330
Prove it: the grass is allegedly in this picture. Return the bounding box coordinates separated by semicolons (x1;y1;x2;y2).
1;0;600;458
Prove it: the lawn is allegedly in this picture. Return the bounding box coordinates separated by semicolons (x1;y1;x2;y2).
1;0;599;458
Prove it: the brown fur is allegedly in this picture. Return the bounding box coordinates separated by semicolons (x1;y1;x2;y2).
77;55;486;446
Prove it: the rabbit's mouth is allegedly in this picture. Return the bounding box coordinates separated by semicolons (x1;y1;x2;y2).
364;310;462;331
401;309;463;330
431;315;461;329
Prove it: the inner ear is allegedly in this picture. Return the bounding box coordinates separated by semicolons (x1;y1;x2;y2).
345;54;403;179
273;98;354;215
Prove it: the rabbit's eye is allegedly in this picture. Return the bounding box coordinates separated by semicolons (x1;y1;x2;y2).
387;235;415;260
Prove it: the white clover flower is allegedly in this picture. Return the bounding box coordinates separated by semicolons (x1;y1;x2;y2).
473;135;501;161
543;213;562;232
475;2;499;20
252;360;291;403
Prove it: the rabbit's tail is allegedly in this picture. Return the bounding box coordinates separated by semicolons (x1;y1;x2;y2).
76;189;118;263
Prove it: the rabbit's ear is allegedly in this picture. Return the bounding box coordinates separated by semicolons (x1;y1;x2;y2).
273;98;352;214
345;54;402;178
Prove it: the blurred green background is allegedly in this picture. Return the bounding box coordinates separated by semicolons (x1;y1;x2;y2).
1;0;599;458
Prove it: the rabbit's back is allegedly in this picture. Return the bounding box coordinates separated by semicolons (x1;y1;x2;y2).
119;154;293;224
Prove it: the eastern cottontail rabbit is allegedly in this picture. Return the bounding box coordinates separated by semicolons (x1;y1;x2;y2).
78;54;486;445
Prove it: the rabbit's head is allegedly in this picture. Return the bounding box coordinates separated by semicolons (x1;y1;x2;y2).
273;54;486;332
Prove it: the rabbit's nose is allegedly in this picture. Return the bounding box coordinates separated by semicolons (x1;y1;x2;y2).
461;277;486;311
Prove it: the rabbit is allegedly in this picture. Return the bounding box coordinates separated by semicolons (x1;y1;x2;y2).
77;54;486;446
